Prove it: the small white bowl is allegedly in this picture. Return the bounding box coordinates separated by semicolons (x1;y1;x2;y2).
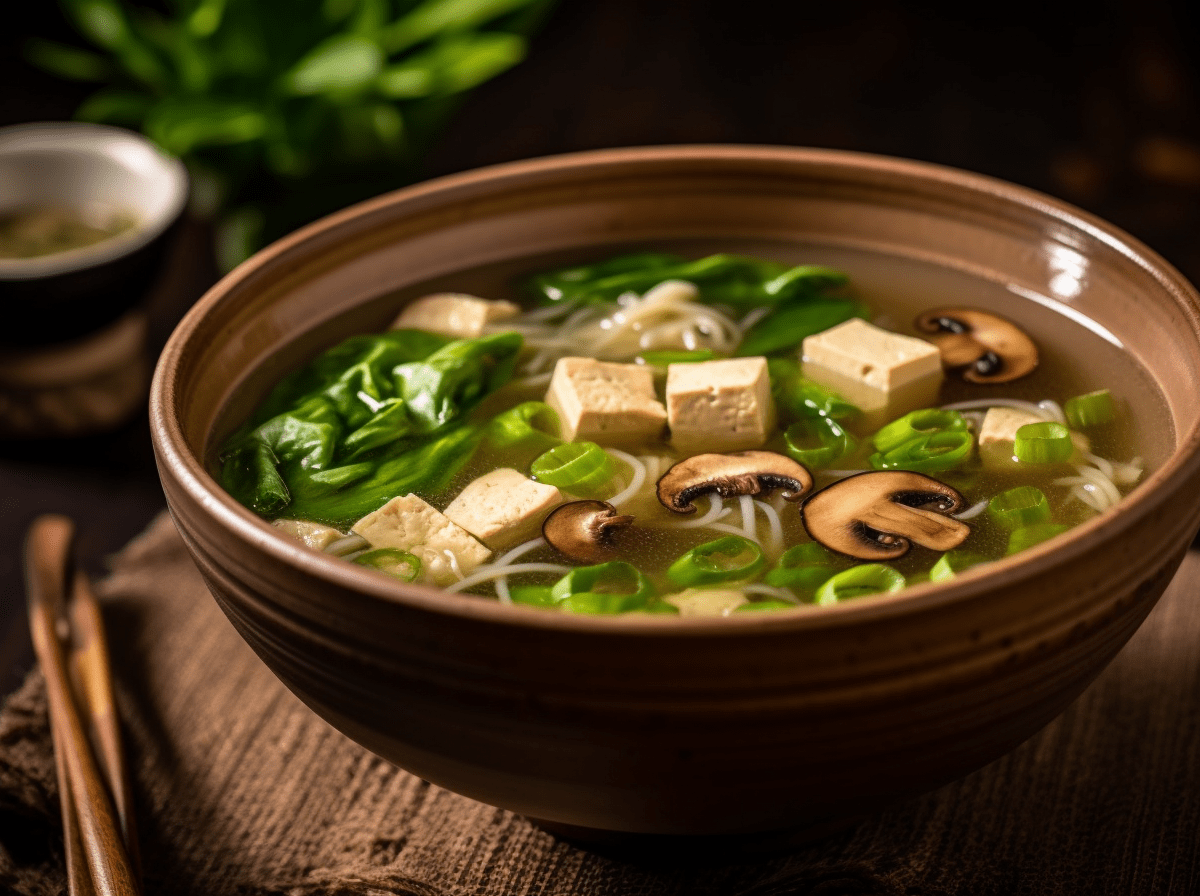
0;122;188;346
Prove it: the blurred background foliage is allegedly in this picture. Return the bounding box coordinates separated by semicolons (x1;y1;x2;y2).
27;0;557;269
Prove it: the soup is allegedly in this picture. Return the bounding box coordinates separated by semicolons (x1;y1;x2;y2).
0;206;136;259
217;250;1156;615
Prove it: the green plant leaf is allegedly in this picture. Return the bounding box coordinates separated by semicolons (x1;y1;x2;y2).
24;39;111;82
188;0;228;38
74;89;155;126
66;0;128;49
434;33;525;93
381;0;540;54
285;33;385;96
144;98;268;155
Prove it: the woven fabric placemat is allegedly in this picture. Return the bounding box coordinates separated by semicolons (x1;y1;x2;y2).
1;512;1197;896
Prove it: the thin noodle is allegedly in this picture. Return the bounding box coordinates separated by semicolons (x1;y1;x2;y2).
495;577;512;604
940;398;1056;420
325;533;368;556
709;521;759;541
741;584;801;604
493;537;547;568
740;495;756;539
955;499;990;520
445;562;573;593
754;499;784;558
1037;399;1067;425
606;449;648;508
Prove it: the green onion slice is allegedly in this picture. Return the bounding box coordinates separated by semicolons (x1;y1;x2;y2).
988;486;1051;529
869;430;974;473
636;349;716;366
814;564;907;605
531;441;615;496
929;550;988;582
1013;422;1074;464
1064;390;1116;428
1006;522;1070;555
351;548;421;582
872;408;969;453
764;542;837;590
732;599;796;612
667;536;766;587
784;416;856;470
552;561;655;614
509;584;557;607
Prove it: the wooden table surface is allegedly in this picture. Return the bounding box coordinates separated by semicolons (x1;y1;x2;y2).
3;0;1199;693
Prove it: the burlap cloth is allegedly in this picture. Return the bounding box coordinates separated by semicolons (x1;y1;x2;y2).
1;512;1197;895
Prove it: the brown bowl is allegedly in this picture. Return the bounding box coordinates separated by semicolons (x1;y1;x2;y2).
149;146;1200;838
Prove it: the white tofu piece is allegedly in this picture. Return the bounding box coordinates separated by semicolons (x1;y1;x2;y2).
273;519;343;551
544;357;667;445
443;468;563;550
351;494;491;587
802;318;943;426
979;407;1045;445
665;588;748;617
390;293;520;339
665;357;776;453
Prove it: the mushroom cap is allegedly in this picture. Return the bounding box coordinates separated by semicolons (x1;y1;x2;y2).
915;308;1038;384
800;470;971;560
542;500;635;564
656;450;814;514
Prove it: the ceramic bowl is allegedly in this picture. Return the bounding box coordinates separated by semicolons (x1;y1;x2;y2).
0;122;188;347
150;146;1200;838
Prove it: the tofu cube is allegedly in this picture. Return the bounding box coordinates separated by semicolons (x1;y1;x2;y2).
544;357;667;445
351;494;491;586
665;588;749;617
391;293;520;339
443;468;563;550
273;519;343;551
979;407;1045;446
802;318;943;426
665;357;776;453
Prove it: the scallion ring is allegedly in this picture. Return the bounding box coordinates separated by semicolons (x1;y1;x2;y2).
814;564;907;605
869;430;974;473
784;416;856;469
872;408;969;453
667;536;766;587
1064;390;1116;428
988;486;1051;529
1006;522;1070;555
351;548;421;582
551;561;655;614
764;542;837;590
929;550;988;582
1013;422;1074;464
531;441;615;496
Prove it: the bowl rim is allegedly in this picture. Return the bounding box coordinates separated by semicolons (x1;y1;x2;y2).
0;121;189;280
151;143;1200;635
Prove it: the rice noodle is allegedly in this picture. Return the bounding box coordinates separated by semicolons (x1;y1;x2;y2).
954;499;990;520
708;521;759;540
445;562;573;594
739;306;773;330
443;549;465;581
650;497;731;529
606;449;648;508
754;499;785;558
493;536;547;568
739;495;756;539
495;577;512;604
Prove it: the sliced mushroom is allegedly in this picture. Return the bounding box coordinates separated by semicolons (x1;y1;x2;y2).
914;308;1038;384
542;500;635;563
657;450;814;514
800;470;970;560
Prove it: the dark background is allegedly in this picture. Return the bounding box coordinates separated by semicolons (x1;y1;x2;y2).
3;0;1200;692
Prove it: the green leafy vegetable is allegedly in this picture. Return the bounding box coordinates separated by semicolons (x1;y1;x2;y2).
219;330;521;526
736;299;866;357
768;360;859;424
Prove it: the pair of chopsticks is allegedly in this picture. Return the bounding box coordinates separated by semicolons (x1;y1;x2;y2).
24;514;142;896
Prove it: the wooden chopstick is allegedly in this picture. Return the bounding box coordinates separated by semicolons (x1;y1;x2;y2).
25;514;141;896
68;569;142;881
